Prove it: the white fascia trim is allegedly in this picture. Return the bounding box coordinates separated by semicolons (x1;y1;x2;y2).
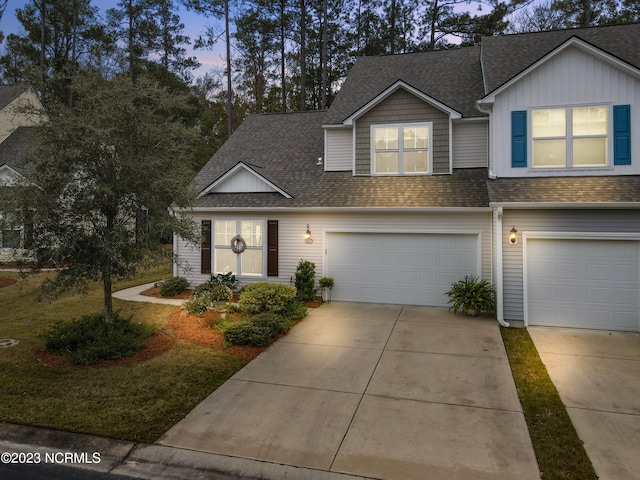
342;81;462;125
478;36;640;106
175;206;494;213
198;162;292;199
490;202;640;209
524;231;640;241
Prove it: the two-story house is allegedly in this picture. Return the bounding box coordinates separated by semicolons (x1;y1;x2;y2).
174;23;640;332
0;85;45;259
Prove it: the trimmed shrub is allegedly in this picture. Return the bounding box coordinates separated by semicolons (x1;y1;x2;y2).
185;291;211;316
223;320;273;347
294;260;316;301
194;273;238;296
211;284;233;302
238;282;297;313
41;313;153;365
281;301;308;321
158;276;189;297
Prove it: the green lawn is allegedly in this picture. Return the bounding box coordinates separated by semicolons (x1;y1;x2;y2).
501;327;598;480
0;265;248;443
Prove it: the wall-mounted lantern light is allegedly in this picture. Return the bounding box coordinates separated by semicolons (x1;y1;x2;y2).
509;226;518;245
305;224;313;244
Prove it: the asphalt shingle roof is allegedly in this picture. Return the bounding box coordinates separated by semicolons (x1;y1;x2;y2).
0;85;26;111
0;127;36;173
324;46;485;122
482;23;640;94
195;111;489;209
487;175;640;204
196;23;640;210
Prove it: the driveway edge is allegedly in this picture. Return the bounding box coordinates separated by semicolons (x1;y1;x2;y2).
0;423;377;480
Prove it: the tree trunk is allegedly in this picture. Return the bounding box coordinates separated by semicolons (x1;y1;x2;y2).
128;0;135;83
390;0;395;54
225;0;233;137
280;0;286;112
320;0;328;109
40;0;46;94
103;270;113;325
299;0;306;111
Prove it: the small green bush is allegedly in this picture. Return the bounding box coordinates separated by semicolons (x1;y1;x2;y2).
238;282;297;313
223;320;273;346
294;260;316;301
445;275;496;315
194;273;238;296
41;313;153;365
158;276;189;297
185;291;211;316
211;284;233;302
281;301;308;321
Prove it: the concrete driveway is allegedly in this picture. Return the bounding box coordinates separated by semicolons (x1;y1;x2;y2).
529;327;640;480
158;303;539;480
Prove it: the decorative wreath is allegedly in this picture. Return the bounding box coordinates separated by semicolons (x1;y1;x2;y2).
230;235;247;254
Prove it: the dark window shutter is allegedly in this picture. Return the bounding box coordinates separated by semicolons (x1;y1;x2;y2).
201;220;212;274
511;110;527;168
613;105;631;166
267;220;278;277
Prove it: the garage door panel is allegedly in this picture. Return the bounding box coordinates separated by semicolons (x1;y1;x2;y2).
327;232;479;307
527;239;639;331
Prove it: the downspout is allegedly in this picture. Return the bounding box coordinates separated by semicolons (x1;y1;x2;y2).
494;207;510;327
476;102;495;179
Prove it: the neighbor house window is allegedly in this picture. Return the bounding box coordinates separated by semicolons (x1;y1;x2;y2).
1;229;21;249
532;106;608;168
372;123;431;175
214;220;264;276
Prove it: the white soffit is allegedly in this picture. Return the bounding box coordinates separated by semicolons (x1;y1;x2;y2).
199;162;292;198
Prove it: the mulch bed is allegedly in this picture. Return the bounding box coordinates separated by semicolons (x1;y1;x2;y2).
0;277;17;288
34;288;322;368
34;333;176;369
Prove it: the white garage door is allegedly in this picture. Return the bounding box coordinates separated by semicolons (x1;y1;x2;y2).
526;239;639;331
325;232;479;306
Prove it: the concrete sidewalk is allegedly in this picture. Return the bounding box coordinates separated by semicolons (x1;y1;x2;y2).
112;283;184;306
159;303;540;480
529;327;640;480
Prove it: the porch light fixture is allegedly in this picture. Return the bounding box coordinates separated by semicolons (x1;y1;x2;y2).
305;224;313;244
509;226;518;245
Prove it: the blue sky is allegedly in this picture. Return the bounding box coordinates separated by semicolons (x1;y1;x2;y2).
1;0;225;78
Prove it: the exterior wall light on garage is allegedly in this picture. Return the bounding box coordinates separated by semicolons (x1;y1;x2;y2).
509;226;518;245
305;224;313;244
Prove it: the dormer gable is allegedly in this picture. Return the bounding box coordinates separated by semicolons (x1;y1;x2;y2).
324;82;461;176
199;162;292;198
0;87;46;144
0;164;23;186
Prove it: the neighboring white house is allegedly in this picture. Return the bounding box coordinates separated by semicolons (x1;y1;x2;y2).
174;23;640;332
0;86;46;260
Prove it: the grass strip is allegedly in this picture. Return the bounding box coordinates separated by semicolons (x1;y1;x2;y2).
501;327;598;480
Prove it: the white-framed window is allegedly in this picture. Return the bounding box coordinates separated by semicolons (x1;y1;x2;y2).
213;219;264;276
372;122;431;175
532;106;608;168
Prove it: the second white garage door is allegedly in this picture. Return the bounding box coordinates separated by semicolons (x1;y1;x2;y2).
325;232;479;306
526;239;639;331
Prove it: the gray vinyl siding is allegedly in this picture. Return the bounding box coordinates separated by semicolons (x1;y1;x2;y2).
502;209;640;320
452;120;488;168
355;89;450;175
324;128;353;171
176;210;492;292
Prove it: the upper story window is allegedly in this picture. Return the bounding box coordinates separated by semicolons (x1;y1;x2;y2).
531;106;608;168
372;123;431;175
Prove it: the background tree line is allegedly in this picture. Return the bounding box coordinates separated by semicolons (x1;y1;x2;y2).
0;0;638;162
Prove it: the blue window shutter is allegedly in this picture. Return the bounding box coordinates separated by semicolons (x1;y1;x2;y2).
613;105;631;165
511;110;527;168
